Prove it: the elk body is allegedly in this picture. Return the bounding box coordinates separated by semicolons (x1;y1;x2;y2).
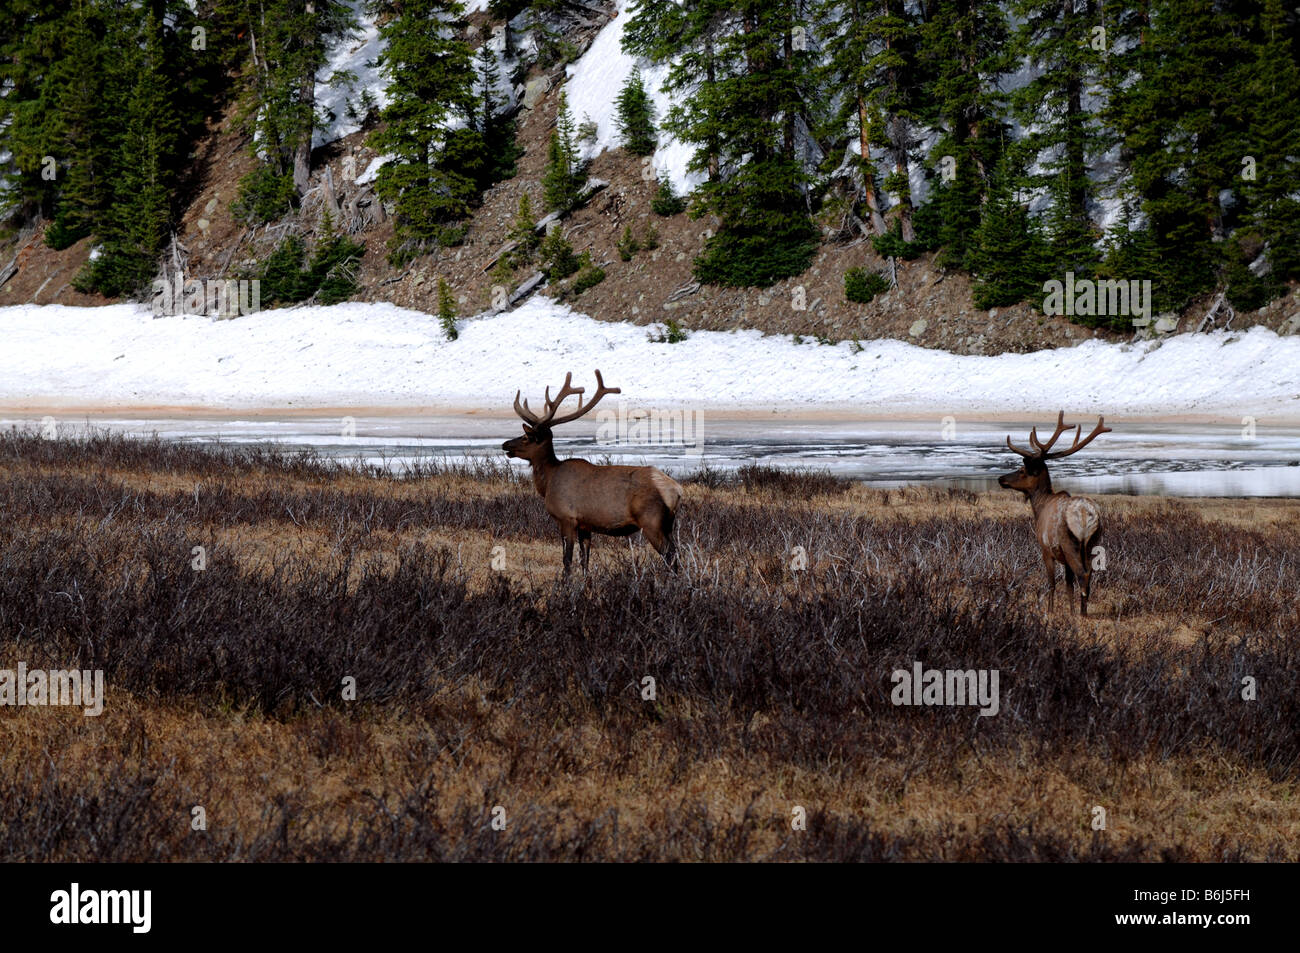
998;412;1111;616
502;370;683;574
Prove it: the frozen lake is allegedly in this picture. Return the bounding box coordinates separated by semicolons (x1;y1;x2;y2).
9;413;1300;498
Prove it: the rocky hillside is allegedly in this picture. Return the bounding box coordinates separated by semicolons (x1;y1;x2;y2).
2;4;1297;357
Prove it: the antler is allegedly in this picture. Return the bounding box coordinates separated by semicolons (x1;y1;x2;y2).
513;370;621;428
1006;411;1111;460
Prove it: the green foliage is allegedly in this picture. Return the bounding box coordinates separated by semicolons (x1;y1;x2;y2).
507;194;541;265
368;0;483;264
539;228;578;281
615;68;657;156
571;251;605;295
617;226;640;262
648;318;689;344
641;224;659;251
969;169;1049;311
437;277;458;340
257;215;364;306
309;215;366;305
693;158;818;286
259;235;310;304
872;221;926;261
844;267;890;304
233;166;298;224
542;93;586;212
651;179;686;217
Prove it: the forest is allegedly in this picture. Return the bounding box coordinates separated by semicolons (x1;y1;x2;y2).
0;1;1296;325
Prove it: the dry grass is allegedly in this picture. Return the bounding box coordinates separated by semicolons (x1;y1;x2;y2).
0;428;1296;861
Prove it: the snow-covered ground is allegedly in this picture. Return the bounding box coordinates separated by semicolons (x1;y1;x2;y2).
1;300;1297;420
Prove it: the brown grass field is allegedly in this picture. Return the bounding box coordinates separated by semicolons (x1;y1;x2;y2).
0;428;1296;861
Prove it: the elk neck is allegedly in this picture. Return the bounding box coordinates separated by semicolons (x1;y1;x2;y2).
1026;468;1060;518
526;438;561;497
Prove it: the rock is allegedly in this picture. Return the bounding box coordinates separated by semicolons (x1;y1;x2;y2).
521;76;551;110
196;218;210;237
1282;312;1300;335
203;198;219;216
674;252;685;262
909;318;928;338
988;309;997;320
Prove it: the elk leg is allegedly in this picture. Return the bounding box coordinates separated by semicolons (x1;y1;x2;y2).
560;523;577;576
1080;531;1101;617
1042;553;1056;613
578;530;592;574
1063;565;1077;616
1061;543;1088;617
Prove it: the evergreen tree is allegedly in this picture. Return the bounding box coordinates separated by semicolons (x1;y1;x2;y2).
614;68;657;156
1241;0;1300;288
437;277;459;340
367;0;482;264
1010;0;1105;274
235;0;356;215
916;0;1014;268
969;160;1048;310
626;0;817;286
78;13;181;296
542;92;585;211
1107;0;1256;306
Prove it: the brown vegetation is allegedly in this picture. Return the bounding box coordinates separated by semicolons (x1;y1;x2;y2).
0;429;1296;861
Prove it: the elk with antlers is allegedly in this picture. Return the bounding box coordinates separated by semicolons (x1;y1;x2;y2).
999;412;1112;617
503;370;684;574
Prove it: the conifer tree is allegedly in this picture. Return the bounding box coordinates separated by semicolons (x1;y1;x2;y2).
614;68;657;156
542;92;585;212
367;0;481;263
1241;0;1300;287
79;13;181;297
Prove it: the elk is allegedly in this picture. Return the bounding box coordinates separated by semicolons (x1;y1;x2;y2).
502;369;683;574
998;412;1111;617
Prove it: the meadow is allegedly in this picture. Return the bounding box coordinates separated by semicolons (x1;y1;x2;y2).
0;428;1296;861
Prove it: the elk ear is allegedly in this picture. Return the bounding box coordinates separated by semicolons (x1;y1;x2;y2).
522;422;535;436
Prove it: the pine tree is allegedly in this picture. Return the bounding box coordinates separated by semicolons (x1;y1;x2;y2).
627;0;817;286
1241;0;1300;288
367;0;481;264
235;0;356;214
969;159;1048;310
916;0;1014;268
542;92;585;211
1010;0;1106;275
506;193;540;264
437;277;459;340
1107;0;1256;306
79;13;181;297
614;68;657;156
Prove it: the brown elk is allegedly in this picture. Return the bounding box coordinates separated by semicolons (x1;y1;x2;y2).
502;369;684;574
998;412;1111;617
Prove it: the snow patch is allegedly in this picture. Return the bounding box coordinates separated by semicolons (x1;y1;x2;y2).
1;300;1297;418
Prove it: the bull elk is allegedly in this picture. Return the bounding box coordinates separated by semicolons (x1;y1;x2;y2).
502;370;683;574
999;412;1111;616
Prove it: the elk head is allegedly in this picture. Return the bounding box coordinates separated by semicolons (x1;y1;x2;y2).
502;370;683;575
999;411;1111;617
998;411;1111;499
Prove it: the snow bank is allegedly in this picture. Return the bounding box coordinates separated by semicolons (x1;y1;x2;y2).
1;300;1297;418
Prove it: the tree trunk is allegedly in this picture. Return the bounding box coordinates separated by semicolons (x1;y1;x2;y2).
857;99;887;233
